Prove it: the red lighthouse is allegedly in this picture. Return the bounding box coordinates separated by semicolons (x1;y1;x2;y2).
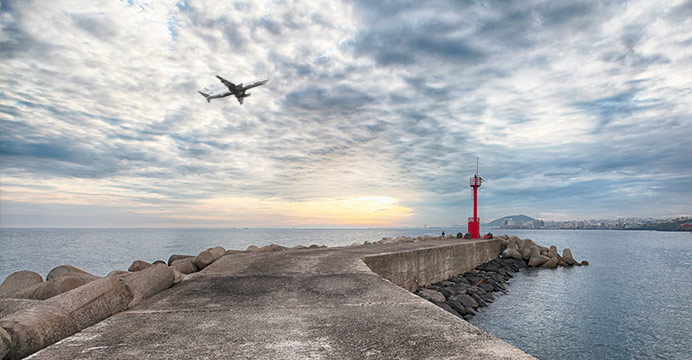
468;158;485;238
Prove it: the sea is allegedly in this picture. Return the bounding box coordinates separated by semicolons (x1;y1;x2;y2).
1;227;690;359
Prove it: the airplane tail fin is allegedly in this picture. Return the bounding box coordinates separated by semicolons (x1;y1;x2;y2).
198;91;211;103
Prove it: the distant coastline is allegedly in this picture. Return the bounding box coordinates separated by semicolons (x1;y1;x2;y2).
483;215;692;232
487;227;692;233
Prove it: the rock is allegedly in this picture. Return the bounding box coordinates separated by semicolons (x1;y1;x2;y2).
468;285;495;302
46;265;97;282
0;271;43;297
418;289;445;303
427;285;453;299
171;258;198;274
128;260;153;272
446;283;471;295
562;248;578;266
308;244;320;249
450;293;479;309
468;292;487;307
194;246;226;270
449;276;470;285
581;260;589;266
528;246;551;267
153;260;166;265
558;260;568;267
446;300;471;316
436;302;462;318
247;245;260;252
225;250;245;255
478;282;495;293
540;258;558;269
167;254;194;266
292;245;308;250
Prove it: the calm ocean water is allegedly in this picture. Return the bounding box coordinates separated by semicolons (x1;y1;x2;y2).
0;227;464;279
470;229;692;360
1;228;690;359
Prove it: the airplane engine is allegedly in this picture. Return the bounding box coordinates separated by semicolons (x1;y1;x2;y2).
243;93;251;97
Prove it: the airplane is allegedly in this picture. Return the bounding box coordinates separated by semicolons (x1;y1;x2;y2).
198;76;268;104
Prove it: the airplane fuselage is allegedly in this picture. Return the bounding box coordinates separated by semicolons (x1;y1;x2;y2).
206;90;233;101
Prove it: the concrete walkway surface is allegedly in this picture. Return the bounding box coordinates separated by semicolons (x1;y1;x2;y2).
27;239;534;359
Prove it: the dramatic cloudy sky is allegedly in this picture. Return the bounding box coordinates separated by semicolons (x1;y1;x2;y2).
1;0;691;227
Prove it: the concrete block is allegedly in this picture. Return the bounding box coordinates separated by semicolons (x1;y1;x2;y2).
6;274;96;300
0;271;43;298
167;254;194;266
194;246;225;270
0;299;43;318
46;276;132;330
46;265;98;282
0;304;78;360
118;264;175;306
128;260;153;272
0;265;175;359
0;326;10;359
171;258;198;274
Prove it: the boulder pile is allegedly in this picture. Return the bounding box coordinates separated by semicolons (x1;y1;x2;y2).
415;235;588;320
415;257;526;320
497;235;586;268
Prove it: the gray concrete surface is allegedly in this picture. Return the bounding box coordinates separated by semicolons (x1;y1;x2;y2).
27;238;534;359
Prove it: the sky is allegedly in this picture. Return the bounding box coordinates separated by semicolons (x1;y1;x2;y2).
1;0;691;228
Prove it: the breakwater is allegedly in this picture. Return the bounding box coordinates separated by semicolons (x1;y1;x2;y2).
413;235;588;321
2;236;539;359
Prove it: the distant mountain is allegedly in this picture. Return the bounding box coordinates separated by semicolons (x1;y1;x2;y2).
485;215;536;227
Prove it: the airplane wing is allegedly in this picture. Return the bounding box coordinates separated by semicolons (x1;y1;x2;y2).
216;75;236;90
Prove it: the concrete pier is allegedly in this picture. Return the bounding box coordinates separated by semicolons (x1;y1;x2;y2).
25;238;534;359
